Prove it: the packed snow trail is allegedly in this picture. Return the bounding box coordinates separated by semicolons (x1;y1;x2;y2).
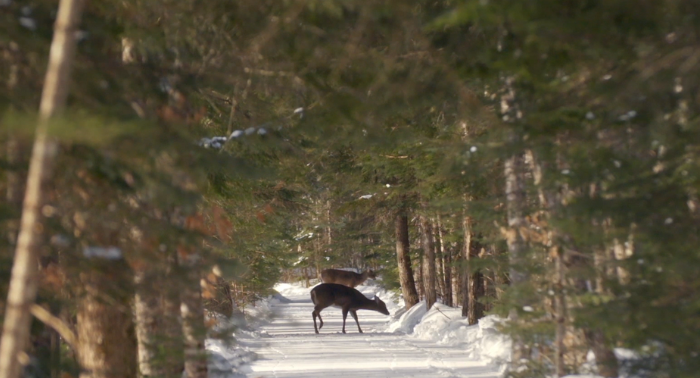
239;283;503;378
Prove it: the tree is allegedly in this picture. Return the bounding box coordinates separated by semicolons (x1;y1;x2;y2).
395;210;419;309
0;1;85;377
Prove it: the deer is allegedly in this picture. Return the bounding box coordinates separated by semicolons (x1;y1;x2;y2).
310;283;390;334
320;268;376;288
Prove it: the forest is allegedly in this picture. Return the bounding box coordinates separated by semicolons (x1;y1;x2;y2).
1;0;699;377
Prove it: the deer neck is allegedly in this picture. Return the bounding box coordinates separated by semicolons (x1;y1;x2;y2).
359;271;369;282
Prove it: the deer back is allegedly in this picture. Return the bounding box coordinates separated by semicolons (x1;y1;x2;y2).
320;268;374;288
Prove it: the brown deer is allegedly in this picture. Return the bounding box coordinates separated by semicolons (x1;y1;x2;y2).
320;268;376;288
310;283;390;334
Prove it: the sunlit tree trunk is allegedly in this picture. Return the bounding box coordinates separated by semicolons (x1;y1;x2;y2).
553;244;567;377
178;248;208;378
395;211;419;309
451;239;463;309
436;215;452;307
432;217;448;305
461;214;471;317
502;75;528;366
0;1;85;377
419;214;437;310
162;250;185;377
133;266;162;378
77;258;137;378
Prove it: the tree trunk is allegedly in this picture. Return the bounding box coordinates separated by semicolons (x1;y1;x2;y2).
437;215;452;307
420;214;437;310
77;259;137;378
432;217;446;304
505;153;527;288
451;240;462;309
505;148;528;365
553;246;567;377
179;251;208;378
461;214;471;318
587;220;619;378
134;268;162;378
161;250;185;378
326;199;332;251
415;247;424;300
0;1;84;377
395;213;419;309
584;329;619;378
395;214;418;310
467;243;485;325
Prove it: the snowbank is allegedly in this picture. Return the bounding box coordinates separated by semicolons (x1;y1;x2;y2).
385;302;510;369
204;291;279;377
385;299;429;333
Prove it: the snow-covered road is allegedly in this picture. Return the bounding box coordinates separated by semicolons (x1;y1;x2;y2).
239;283;503;378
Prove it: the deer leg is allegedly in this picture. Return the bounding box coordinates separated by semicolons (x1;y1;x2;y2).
341;308;349;334
312;306;324;334
350;310;363;333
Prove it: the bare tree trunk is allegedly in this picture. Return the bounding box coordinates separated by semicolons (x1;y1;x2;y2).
451;241;462;308
0;1;84;377
415;244;424;300
395;213;419;309
432;217;446;304
77;258;137;378
134;268;161;378
553;246;567;377
314;237;322;281
467;244;485;325
326;199;332;250
505;153;527;287
161;251;185;378
420;214;437;310
586;221;619;378
584;329;618;378
179;252;208;378
461;214;471;317
529;149;567;376
505;149;528;365
436;215;452;307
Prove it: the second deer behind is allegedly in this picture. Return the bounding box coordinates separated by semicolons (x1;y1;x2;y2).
320;268;376;288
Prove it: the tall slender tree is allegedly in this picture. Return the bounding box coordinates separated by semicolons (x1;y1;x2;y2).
0;1;85;377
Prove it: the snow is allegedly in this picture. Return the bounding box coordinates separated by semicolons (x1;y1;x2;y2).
213;281;508;377
82;246;122;259
19;17;36;30
204;280;642;377
199;136;227;149
385;302;509;369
